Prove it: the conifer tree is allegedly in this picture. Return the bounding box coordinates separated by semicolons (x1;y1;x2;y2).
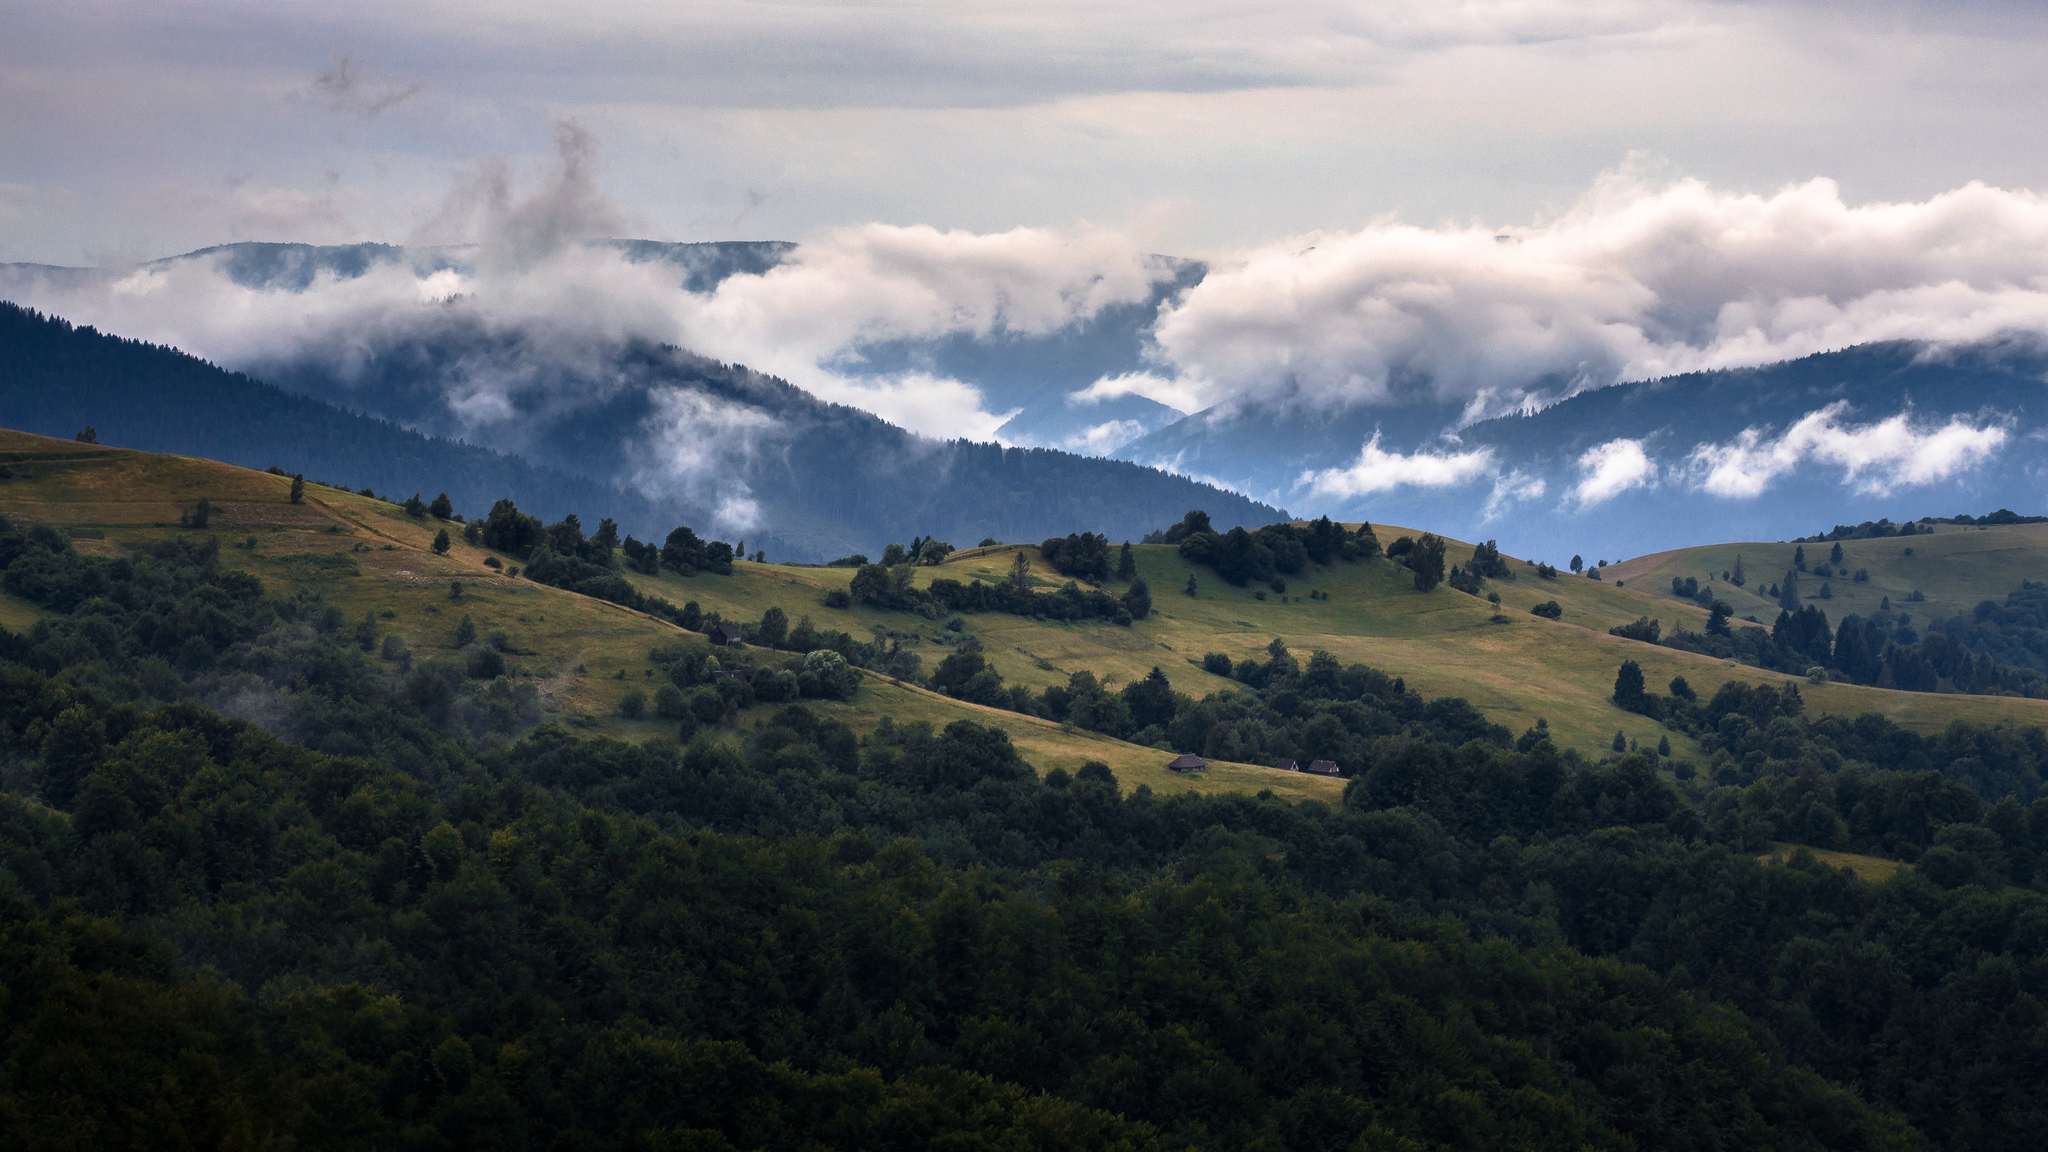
1612;730;1627;752
429;492;454;519
1829;541;1844;565
1009;550;1032;594
1732;554;1745;586
455;615;477;646
1116;541;1136;581
1657;734;1671;757
1184;572;1198;597
289;474;305;504
432;528;451;555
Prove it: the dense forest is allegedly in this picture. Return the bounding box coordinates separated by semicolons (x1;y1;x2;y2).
4;509;2048;1147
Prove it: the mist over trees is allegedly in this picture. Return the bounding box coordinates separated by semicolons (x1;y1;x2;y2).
0;302;1283;561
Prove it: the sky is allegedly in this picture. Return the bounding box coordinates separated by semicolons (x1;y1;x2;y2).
5;0;2048;265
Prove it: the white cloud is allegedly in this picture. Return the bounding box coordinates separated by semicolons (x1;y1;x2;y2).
1299;434;1495;498
1483;469;1547;521
1686;401;2009;498
1572;438;1657;506
1067;372;1202;414
1152;173;2048;418
1057;418;1155;455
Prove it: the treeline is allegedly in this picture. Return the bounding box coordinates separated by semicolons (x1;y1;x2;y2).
455;496;741;630
1793;508;2048;543
924;635;1510;768
1150;511;1382;591
831;548;1152;626
1615;658;2048;804
1606;588;2048;698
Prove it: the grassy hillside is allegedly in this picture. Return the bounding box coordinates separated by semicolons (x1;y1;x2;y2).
623;527;2048;761
9;425;2046;786
0;428;1338;801
1611;522;2048;628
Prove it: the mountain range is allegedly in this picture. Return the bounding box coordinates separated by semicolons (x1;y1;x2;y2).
0;299;1281;559
6;239;2047;566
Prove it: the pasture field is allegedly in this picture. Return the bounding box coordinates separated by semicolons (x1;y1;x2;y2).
8;426;2048;789
625;525;2048;761
0;429;1335;799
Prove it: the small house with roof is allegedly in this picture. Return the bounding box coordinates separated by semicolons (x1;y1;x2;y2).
710;668;749;683
1306;759;1341;776
1273;758;1299;772
1167;754;1206;773
710;623;744;647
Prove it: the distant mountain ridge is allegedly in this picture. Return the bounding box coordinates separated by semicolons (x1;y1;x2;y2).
0;301;1285;558
1117;341;2048;563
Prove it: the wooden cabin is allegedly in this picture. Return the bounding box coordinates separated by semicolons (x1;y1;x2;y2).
1167;754;1206;773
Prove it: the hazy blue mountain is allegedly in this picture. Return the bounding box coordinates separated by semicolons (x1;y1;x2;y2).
0;301;781;550
0;301;1283;559
1119;341;2048;564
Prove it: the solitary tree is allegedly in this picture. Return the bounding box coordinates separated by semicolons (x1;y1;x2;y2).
1778;569;1802;610
1732;554;1745;586
1570;554;1584;573
1657;734;1671;757
1116;541;1136;582
429;492;454;520
1411;534;1448;592
74;427;97;444
455;615;477;646
289;474;305;504
1184;572;1197;597
1612;730;1627;753
759;606;789;649
1707;600;1733;636
403;492;428;518
1009;550;1032;594
432;528;451;555
1613;659;1647;708
1829;541;1844;565
1794;544;1807;571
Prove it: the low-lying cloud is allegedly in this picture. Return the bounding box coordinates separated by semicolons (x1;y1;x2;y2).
1152;172;2048;420
1299;434;1496;499
1685;401;2009;498
1572;438;1658;506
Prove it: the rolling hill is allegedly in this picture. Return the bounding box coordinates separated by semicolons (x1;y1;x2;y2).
5;425;2043;782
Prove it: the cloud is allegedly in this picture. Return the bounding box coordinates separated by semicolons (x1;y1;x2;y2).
1151;172;2048;419
1299;434;1495;498
1572;438;1657;506
1057;418;1156;455
1685;401;2009;498
1067;372;1203;415
1483;469;1547;521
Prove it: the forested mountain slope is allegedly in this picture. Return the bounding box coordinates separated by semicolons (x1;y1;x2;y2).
0;301;1283;560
